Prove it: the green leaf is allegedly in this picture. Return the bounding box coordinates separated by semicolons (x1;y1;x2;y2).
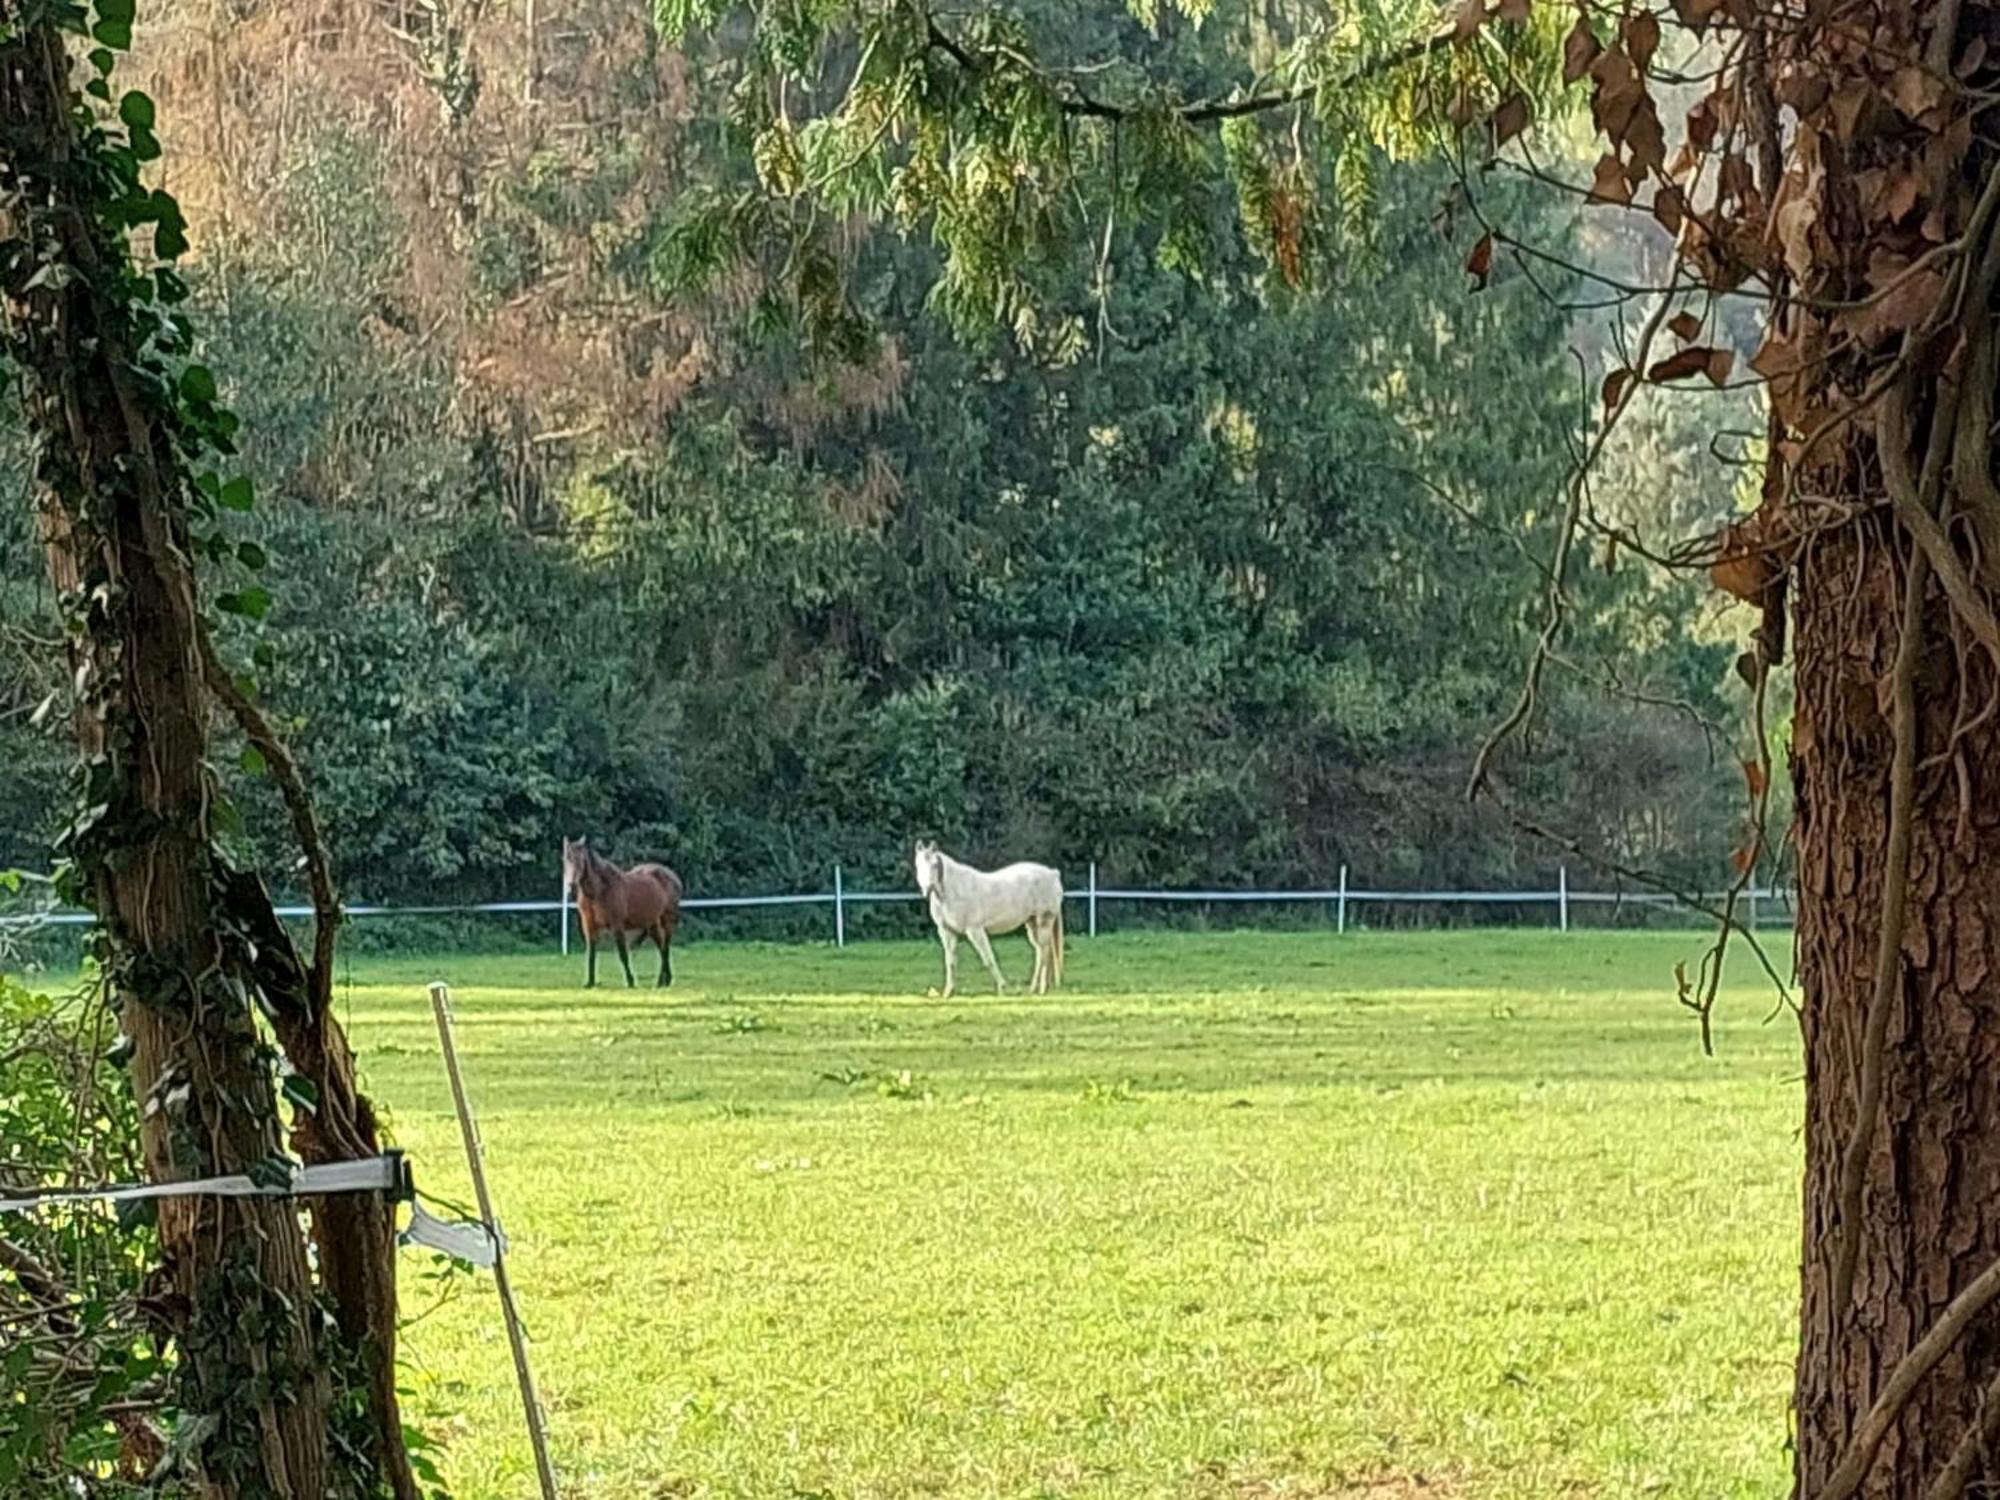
91;17;133;49
217;586;271;620
219;475;255;511
88;46;116;75
236;540;268;571
129;123;161;163
155;214;189;261
179;365;217;404
118;90;154;129
239;745;268;776
280;1072;319;1115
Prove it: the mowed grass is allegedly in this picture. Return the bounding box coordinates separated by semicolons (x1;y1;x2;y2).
336;930;1802;1500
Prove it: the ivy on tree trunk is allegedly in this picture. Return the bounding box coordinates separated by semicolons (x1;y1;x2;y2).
0;6;417;1496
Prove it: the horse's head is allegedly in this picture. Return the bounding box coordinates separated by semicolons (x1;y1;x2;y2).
561;837;589;892
913;839;942;896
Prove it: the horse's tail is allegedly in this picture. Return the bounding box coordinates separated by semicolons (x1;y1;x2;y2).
1053;901;1065;987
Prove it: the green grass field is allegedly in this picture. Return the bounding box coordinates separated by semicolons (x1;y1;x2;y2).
341;930;1802;1500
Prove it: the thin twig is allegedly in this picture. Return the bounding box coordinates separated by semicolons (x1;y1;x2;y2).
196;627;338;1018
1830;375;1945;1315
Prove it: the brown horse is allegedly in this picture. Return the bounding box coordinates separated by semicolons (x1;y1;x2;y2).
561;837;684;988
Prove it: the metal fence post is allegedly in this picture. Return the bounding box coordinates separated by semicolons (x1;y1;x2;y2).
1746;884;1759;932
834;864;846;948
1337;865;1348;935
559;873;568;957
1558;866;1570;933
1088;862;1098;938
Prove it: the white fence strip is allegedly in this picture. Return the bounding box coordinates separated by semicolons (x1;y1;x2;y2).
4;881;1796;933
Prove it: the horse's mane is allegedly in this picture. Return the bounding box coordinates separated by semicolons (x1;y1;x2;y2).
571;842;617;895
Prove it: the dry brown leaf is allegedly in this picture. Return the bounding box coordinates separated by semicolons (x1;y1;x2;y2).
1957;35;1989;78
1601;366;1636;410
1775;65;1830;115
1669;310;1703;340
1731;843;1757;876
1588;153;1633;204
1686;93;1721;151
1669;0;1723;30
1772;180;1821;281
1828;81;1882;143
1712;551;1773;603
1847;265;1947;347
1719;153;1756;204
1883;169;1924;222
1621;11;1661;69
1491;92;1531;148
1465;231;1495;289
1447;82;1481;128
1624;97;1667;178
1562;13;1601;83
1453;0;1489;42
1889;65;1946;119
1652;183;1687;235
1497;0;1532;22
1648;345;1732;384
1590;48;1644;140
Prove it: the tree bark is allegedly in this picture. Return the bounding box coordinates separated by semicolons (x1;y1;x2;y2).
1792;517;2000;1497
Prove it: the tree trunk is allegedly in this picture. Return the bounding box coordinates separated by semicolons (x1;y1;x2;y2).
1766;0;2000;1484
3;101;335;1500
1792;516;2000;1496
2;15;416;1498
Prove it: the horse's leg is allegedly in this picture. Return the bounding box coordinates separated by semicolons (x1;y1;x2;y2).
937;927;958;998
965;927;1006;995
585;933;598;989
655;925;672;987
1027;919;1049;995
615;932;636;988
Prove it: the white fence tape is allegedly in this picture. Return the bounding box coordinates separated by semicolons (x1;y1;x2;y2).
0;1153;406;1215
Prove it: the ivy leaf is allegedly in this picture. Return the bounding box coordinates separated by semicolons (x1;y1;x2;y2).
236;540;268;571
217;586;271;620
179;365;217;405
280;1072;319;1116
240;745;268;776
118;91;154;130
248;1153;297;1190
88;47;116;75
218;476;255;512
92;18;133;48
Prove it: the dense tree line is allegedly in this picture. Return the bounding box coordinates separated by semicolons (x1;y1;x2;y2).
0;1;1751;917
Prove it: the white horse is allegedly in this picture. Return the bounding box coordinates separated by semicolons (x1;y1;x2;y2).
913;841;1064;997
